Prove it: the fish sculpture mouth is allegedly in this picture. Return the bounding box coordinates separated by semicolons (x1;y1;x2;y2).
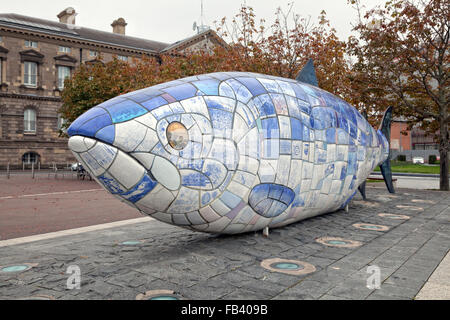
68;135;180;210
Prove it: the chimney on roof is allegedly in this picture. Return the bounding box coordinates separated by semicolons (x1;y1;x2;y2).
57;7;77;24
111;18;127;35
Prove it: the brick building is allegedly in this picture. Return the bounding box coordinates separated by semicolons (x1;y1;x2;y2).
0;8;226;169
390;118;440;162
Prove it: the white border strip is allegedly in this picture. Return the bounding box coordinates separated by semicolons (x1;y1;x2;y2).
0;217;154;247
0;188;103;200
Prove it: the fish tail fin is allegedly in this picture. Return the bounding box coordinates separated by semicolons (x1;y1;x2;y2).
358;181;367;200
379;106;395;194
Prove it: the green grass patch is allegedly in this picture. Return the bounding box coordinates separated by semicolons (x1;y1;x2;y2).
374;161;440;174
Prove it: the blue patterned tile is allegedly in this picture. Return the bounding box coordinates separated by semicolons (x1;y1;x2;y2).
261;117;279;139
254;94;276;118
280;140;291;154
237;77;267;96
163;83;197;100
141;96;168;111
290;118;303;140
192;80;220;95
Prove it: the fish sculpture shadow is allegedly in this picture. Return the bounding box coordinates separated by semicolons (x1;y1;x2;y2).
67;60;394;234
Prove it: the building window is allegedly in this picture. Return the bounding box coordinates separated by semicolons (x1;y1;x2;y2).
22;152;39;164
58;46;71;53
89;50;98;57
0;36;3;42
24;108;36;133
25;40;38;48
58;66;71;89
24;61;37;86
118;55;128;62
57;115;67;132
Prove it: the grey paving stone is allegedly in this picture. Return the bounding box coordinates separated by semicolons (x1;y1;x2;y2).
0;187;448;300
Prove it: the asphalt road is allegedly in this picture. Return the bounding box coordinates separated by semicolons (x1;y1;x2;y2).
0;175;141;240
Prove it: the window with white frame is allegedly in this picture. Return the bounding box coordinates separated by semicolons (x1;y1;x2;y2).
24;61;37;86
25;40;38;48
58;46;71;53
89;50;98;57
57;66;71;89
24;108;36;133
118;55;128;62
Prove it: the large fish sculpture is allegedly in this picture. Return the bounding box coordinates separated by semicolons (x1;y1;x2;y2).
67;60;394;234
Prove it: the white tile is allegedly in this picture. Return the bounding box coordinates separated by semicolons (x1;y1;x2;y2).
87;142;117;169
134;129;159;153
221;223;246;234
199;205;222;222
83;137;96;150
136;184;175;212
329;180;342;194
181;96;209;117
258;159;277;183
278;116;291;139
308;141;315;163
149;211;173;224
227;181;250;200
232;114;249;143
68;136;89;153
327;144;336;163
108;150;145;189
167;186;200;214
172;214;191;226
292;140;302;159
275;155;291;185
238;155;259;174
79;151;105;177
134;113;158;129
311;164;325;189
300;179;312;195
210;198;230;216
131;153;155;170
233;170;257;188
186;211;206;225
205;216;232;233
150;156;181;191
114;120;147;152
302;162;313;179
232;205;255;225
288;159;303;189
237;127;259;158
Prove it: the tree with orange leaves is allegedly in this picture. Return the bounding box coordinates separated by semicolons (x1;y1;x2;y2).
60;3;350;126
348;0;449;190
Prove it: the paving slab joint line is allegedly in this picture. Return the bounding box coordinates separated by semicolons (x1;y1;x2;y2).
414;248;450;300
0;217;154;247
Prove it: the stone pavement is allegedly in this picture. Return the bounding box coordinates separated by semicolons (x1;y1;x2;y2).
0;186;448;300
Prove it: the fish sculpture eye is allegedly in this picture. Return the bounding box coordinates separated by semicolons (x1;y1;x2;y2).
166;122;189;150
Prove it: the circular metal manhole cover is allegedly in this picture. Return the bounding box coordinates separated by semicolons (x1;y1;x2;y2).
353;223;390;231
136;290;182;300
0;263;38;273
316;237;362;248
378;213;410;220
261;258;316;275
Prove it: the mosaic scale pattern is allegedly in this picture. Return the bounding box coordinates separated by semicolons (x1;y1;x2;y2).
67;71;390;234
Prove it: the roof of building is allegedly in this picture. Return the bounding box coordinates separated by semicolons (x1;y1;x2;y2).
0;13;174;53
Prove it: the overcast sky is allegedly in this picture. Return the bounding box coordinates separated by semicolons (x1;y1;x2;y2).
1;0;386;44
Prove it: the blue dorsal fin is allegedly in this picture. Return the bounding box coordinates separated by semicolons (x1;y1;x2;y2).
295;58;319;87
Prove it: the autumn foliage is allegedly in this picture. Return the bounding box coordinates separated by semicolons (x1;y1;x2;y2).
60;1;449;190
